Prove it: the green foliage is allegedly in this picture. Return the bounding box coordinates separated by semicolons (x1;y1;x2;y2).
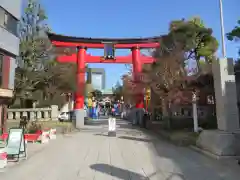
12;0;76;107
91;89;103;100
151;17;218;94
227;19;240;55
19;0;51;67
13;0;50;104
26;121;42;134
138;17;218;125
160;17;218;66
112;81;123;101
227;19;240;41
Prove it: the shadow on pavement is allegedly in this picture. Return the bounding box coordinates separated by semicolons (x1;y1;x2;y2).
118;136;152;143
146;133;240;180
90;163;147;180
118;123;134;129
84;120;108;126
94;133;109;137
85;119;240;179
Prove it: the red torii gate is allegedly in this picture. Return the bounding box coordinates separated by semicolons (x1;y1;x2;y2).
47;32;160;126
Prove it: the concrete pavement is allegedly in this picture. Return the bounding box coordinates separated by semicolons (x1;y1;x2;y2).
0;119;240;180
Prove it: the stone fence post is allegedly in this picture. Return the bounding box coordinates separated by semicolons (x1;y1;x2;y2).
51;105;59;121
197;58;240;157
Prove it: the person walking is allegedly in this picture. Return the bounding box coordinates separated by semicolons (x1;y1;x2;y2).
96;102;100;120
111;104;115;117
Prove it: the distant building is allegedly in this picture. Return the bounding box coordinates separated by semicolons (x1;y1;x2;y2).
0;0;22;131
101;89;114;100
87;68;106;90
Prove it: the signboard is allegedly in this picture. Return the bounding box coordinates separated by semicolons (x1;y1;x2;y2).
6;128;26;161
108;117;116;132
104;43;115;59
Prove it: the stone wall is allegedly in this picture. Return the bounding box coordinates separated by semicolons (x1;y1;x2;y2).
7;105;59;121
150;105;215;129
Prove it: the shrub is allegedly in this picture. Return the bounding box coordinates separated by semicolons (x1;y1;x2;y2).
25;121;42;134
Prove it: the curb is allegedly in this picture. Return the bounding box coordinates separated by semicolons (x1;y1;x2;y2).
156;131;194;146
190;145;240;160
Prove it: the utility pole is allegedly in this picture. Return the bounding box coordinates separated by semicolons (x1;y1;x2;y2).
219;0;226;58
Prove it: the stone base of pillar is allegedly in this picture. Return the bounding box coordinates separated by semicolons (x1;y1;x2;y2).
196;130;240;158
108;131;116;137
128;108;144;126
74;109;85;129
129;108;137;125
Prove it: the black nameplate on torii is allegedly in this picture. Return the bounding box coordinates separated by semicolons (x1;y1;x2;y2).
103;42;115;59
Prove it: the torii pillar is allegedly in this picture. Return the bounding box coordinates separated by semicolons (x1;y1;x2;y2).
74;47;86;128
132;47;144;108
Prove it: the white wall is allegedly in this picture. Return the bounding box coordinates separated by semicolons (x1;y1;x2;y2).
0;27;20;56
0;0;22;20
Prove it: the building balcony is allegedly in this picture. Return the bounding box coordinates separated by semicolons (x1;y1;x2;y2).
0;88;13;98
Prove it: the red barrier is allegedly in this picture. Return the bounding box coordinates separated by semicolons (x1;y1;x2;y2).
24;134;41;142
0;132;41;142
0;133;8;141
0;151;7;160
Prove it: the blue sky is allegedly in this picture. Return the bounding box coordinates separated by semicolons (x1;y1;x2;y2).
39;0;239;88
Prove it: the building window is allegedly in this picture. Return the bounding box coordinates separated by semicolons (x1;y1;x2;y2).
0;6;18;36
4;12;8;26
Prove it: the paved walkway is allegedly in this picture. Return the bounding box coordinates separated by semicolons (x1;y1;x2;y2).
0;119;240;180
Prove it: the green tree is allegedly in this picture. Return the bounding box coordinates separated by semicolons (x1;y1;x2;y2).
19;0;51;68
144;17;218;98
227;19;240;41
156;17;218;73
227;19;240;54
91;89;103;101
12;0;76;107
13;0;51;105
112;81;123;101
140;17;218;128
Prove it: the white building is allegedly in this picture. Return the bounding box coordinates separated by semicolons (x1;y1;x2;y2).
0;0;22;130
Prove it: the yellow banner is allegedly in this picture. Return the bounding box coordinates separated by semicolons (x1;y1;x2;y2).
88;98;93;107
